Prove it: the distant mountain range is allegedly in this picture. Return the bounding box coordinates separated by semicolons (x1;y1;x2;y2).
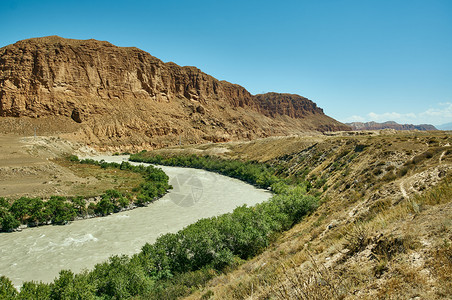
346;121;437;131
436;122;452;130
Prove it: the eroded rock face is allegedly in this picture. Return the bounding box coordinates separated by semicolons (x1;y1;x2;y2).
0;36;350;148
254;93;324;118
71;108;83;123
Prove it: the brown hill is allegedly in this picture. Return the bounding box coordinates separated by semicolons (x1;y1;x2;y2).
0;36;349;150
347;121;437;131
142;132;452;299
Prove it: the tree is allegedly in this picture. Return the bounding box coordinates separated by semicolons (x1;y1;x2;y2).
71;196;87;216
0;276;17;299
10;197;32;223
0;197;10;209
45;197;76;225
89;255;152;298
0;208;20;232
9;197;47;225
50;270;96;300
18;281;51;299
95;198;115;216
28;198;46;224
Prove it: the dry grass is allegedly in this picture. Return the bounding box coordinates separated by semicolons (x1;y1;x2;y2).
182;132;452;300
429;242;452;297
53;158;144;197
273;255;349;300
269;178;452;300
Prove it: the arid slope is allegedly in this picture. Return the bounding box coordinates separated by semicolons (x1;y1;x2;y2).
0;36;348;150
147;130;452;299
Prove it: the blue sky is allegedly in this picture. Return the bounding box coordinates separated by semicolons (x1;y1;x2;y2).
1;0;451;125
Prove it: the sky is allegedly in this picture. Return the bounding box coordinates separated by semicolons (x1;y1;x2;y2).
1;0;451;126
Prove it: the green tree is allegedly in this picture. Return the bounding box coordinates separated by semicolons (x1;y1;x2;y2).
0;276;17;299
18;281;51;300
45;197;76;225
28;198;47;224
0;197;10;209
90;255;152;298
0;208;20;231
9;197;47;225
70;196;87;216
95;198;115;216
68;155;79;162
10;197;32;223
50;270;96;300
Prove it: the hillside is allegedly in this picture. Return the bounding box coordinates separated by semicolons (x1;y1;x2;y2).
1;35;450;300
143;131;451;299
0;131;450;299
0;36;349;150
347;121;437;131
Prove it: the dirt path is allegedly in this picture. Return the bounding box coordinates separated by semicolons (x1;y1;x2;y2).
439;150;446;164
399;180;409;199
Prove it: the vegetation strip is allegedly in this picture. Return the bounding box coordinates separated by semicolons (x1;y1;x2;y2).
0;157;170;232
0;153;319;299
130;152;286;189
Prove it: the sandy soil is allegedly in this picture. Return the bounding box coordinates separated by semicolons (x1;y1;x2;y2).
0;135;98;199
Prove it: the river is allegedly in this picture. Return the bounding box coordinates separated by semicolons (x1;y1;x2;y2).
0;155;271;287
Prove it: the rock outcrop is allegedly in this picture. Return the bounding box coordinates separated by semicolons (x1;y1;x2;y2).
0;36;349;149
347;121;437;131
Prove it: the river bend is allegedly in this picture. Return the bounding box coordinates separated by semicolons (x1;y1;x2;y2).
0;155;271;287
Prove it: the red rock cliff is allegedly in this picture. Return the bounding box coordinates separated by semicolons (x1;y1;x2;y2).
0;36;349;149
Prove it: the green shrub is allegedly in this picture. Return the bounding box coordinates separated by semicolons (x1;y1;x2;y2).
129;153;281;189
19;281;51;299
1;154;320;299
0;208;20;231
0;276;17;299
68;155;79;162
46;196;76;224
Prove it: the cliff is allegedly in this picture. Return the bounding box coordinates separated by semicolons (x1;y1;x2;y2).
0;36;349;149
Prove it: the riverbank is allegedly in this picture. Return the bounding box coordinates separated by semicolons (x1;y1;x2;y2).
1;158;170;232
9;195;163;232
0;156;272;288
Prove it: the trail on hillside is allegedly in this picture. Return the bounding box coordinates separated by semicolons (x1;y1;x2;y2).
439;150;446;164
400;180;409;199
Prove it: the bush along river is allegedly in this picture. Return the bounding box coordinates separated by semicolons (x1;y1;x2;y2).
0;155;271;287
0;153;319;299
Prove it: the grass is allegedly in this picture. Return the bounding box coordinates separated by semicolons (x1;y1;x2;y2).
54;158;145;197
181;131;451;300
1;154;320;299
163;133;452;299
4;132;448;299
273;256;349;300
280;177;451;299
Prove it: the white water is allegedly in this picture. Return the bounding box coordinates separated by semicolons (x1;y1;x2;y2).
0;156;271;287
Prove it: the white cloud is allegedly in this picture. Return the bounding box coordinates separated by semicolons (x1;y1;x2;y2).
419;102;452;119
343;115;366;122
343;102;452;126
367;112;417;123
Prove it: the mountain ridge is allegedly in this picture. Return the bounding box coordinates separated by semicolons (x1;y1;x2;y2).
346;121;437;131
0;36;349;149
437;122;452;130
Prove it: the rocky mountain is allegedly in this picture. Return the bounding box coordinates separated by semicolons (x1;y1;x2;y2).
347;121;437;131
0;36;349;150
